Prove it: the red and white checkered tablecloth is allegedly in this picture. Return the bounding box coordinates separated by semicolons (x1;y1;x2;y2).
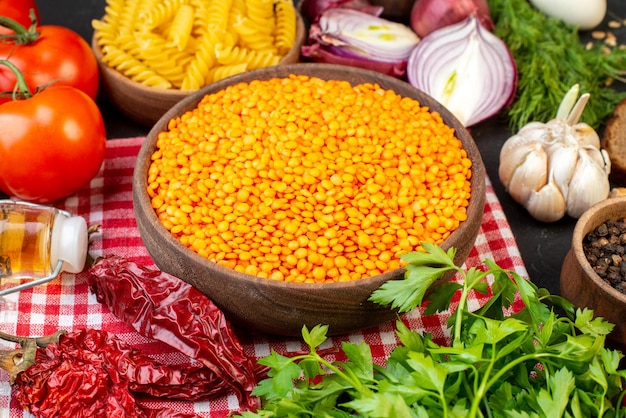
0;137;528;417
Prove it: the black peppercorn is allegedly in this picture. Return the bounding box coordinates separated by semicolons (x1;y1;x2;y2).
583;216;626;294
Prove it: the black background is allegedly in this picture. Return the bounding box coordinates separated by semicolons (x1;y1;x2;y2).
16;0;626;295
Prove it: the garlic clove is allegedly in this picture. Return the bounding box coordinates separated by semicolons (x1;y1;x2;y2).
572;122;601;148
498;130;545;187
525;177;566;222
578;145;611;175
498;136;535;187
565;149;610;218
546;142;578;201
504;143;549;204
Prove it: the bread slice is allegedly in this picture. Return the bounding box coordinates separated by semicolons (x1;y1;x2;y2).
602;98;626;186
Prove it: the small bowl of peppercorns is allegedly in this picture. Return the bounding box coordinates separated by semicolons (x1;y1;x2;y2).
561;195;626;350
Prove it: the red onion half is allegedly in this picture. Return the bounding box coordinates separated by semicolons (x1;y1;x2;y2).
303;8;420;76
410;0;494;38
407;15;517;127
317;8;419;63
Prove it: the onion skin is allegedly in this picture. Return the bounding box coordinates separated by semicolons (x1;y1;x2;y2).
410;0;494;38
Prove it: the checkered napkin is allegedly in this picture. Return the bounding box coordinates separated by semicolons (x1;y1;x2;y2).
0;137;528;417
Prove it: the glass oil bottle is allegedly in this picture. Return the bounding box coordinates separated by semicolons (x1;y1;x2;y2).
0;200;88;296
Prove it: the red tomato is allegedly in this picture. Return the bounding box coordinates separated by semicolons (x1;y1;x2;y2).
0;0;40;35
0;86;106;203
0;25;99;101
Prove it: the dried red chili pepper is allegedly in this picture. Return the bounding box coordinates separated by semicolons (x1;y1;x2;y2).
12;328;201;418
87;255;261;411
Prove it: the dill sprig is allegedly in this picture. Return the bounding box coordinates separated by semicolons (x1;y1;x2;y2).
488;0;626;132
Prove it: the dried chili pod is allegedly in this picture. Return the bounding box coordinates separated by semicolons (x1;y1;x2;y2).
12;328;200;418
88;255;260;411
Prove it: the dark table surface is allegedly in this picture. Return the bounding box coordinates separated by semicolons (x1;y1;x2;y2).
20;0;626;296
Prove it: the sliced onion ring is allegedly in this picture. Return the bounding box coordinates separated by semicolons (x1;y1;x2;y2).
407;15;517;127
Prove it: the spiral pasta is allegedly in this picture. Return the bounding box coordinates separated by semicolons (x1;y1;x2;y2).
93;0;298;90
101;44;172;88
140;0;185;30
180;33;219;90
274;0;296;55
232;17;277;53
245;0;275;33
209;63;248;83
214;44;280;69
166;4;195;50
207;0;233;32
92;19;118;46
102;0;125;26
135;34;194;87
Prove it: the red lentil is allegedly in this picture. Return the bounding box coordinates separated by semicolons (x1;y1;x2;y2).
147;74;472;283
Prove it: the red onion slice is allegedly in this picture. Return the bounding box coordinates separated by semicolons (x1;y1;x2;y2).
407;15;517;127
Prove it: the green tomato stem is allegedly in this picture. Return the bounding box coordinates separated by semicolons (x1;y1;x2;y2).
0;9;39;44
0;59;33;99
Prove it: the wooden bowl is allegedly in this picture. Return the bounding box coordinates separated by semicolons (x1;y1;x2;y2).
92;12;306;127
561;196;626;350
132;63;486;337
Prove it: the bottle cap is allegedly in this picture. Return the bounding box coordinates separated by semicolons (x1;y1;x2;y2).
50;213;88;274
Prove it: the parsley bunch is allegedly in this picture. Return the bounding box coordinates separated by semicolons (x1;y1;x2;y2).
238;243;626;417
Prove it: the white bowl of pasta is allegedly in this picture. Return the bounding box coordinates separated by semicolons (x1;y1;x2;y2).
91;0;306;126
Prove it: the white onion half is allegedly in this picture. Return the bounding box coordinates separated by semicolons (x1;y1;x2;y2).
406;15;517;127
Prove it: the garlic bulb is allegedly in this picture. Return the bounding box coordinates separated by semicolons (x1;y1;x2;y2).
498;84;610;222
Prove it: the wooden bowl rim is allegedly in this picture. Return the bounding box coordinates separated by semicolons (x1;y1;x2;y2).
91;10;307;97
571;196;626;303
133;63;487;291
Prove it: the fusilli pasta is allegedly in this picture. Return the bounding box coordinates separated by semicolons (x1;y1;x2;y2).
214;44;280;69
93;0;298;90
166;4;195;51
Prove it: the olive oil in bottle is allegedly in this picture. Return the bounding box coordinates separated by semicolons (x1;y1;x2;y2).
0;200;88;295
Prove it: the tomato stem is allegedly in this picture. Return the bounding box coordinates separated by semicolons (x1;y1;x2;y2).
0;9;39;44
0;59;34;100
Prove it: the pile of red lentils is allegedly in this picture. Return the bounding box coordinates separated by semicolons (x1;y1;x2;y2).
147;75;472;283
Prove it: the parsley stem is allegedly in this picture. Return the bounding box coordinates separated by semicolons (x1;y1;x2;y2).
484;351;553;396
453;269;491;345
311;352;370;396
470;341;499;417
